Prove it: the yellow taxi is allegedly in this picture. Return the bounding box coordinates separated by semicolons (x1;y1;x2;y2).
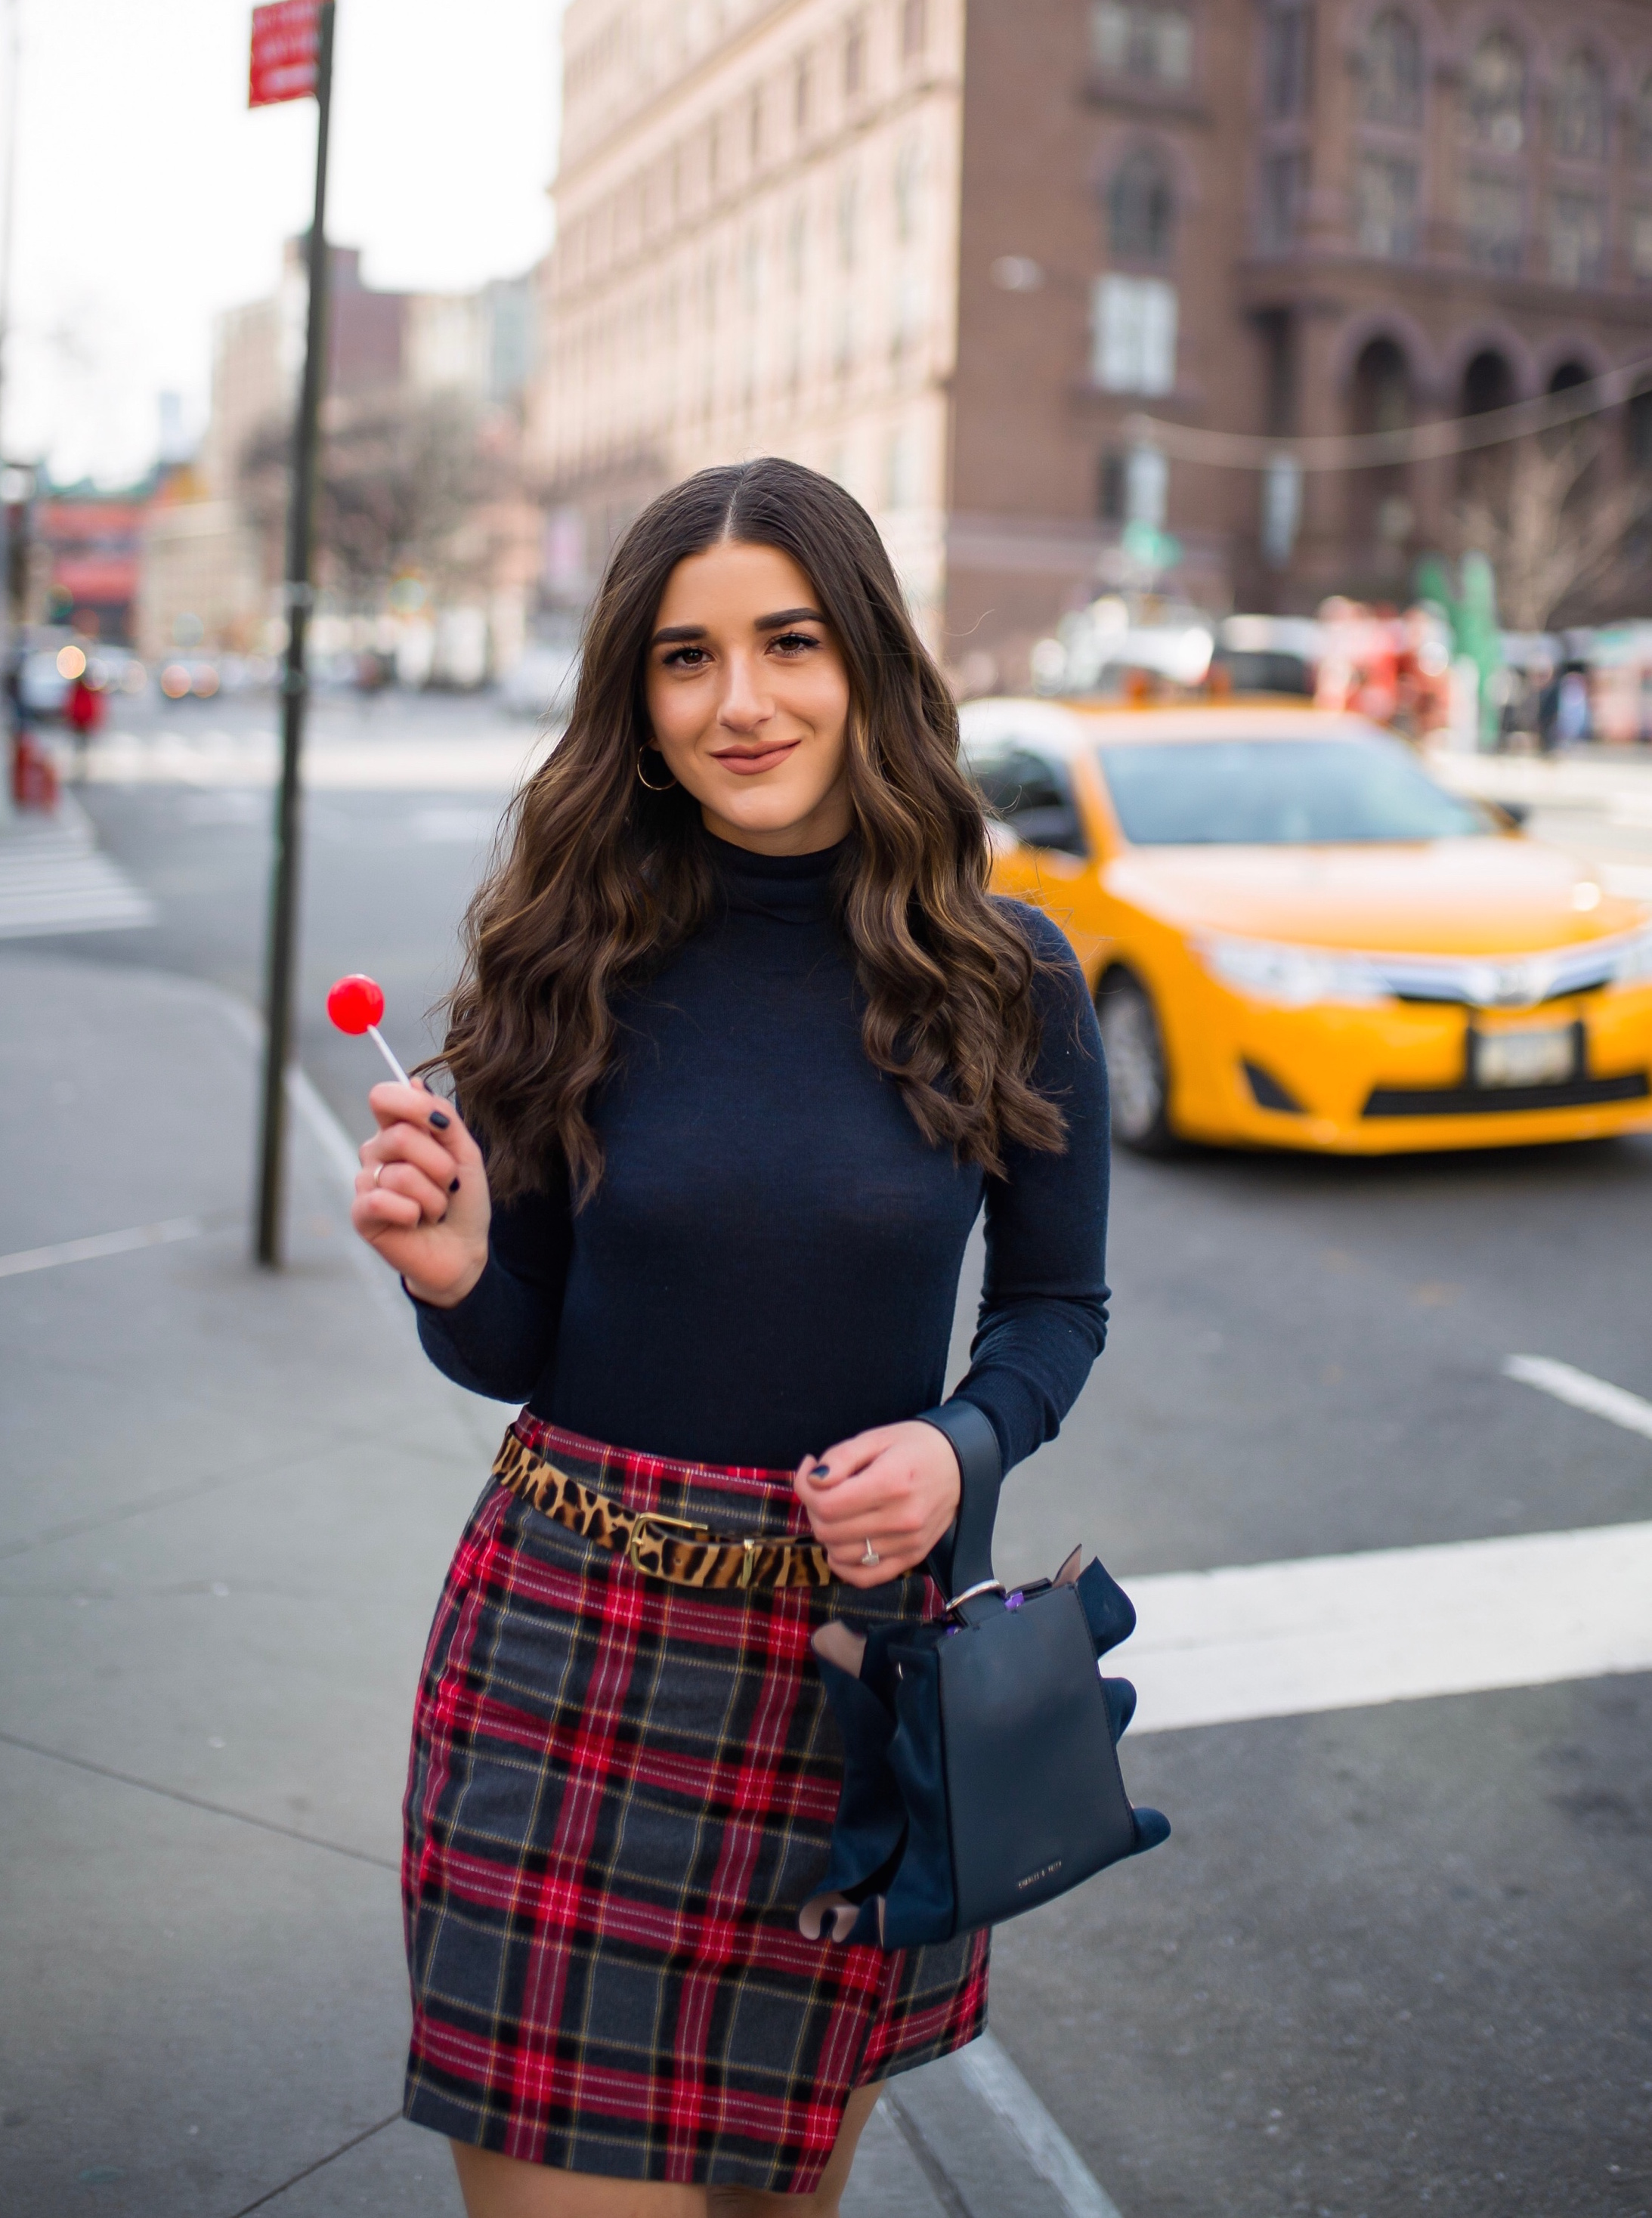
959;699;1652;1153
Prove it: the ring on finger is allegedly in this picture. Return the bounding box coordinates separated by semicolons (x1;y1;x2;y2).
373;1162;385;1186
860;1537;880;1566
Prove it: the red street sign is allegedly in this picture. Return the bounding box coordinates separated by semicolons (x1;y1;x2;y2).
249;0;321;108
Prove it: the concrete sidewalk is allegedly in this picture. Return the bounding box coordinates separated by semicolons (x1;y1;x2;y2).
0;947;1106;2218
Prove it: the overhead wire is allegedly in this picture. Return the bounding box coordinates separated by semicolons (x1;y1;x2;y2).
1123;353;1652;472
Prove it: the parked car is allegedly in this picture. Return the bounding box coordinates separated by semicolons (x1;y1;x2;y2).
961;697;1652;1155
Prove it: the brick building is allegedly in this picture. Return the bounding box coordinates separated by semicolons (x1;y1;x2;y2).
535;0;1652;685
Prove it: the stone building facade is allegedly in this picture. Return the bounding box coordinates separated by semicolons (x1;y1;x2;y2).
537;0;1652;683
532;0;963;639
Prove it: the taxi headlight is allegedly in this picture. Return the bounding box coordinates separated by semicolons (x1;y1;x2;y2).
1195;934;1387;1007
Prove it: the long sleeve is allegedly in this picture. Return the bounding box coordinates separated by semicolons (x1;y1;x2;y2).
412;1155;575;1403
949;903;1111;1474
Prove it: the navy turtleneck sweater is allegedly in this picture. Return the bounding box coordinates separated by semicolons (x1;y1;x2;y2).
414;834;1110;1474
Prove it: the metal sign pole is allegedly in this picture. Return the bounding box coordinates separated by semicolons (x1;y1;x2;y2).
255;0;336;1267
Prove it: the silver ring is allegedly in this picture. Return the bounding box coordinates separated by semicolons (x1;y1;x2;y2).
860;1538;880;1566
372;1162;384;1186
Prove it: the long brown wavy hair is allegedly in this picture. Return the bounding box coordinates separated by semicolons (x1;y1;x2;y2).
435;457;1066;1203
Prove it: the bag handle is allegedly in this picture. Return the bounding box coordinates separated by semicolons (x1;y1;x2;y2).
915;1400;1003;1602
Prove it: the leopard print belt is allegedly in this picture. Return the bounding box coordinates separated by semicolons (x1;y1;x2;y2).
491;1429;834;1591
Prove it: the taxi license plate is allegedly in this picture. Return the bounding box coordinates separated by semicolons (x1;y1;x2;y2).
1472;1025;1578;1088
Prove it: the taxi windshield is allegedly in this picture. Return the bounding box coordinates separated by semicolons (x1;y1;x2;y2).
1096;735;1491;846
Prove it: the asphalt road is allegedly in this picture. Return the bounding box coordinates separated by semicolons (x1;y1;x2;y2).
41;696;1652;2216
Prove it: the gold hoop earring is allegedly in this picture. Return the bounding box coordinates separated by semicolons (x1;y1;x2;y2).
636;750;677;793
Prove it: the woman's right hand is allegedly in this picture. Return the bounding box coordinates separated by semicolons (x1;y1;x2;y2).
351;1081;490;1308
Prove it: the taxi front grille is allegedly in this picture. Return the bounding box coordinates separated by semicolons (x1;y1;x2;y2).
1362;1073;1650;1118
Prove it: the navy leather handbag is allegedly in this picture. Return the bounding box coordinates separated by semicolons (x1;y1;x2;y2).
800;1400;1169;1950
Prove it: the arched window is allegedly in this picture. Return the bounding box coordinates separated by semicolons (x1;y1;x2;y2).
1361;10;1423;128
1465;32;1525;153
1108;149;1176;262
1554;50;1609;162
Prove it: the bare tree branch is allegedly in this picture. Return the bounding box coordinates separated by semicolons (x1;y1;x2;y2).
1455;427;1652;633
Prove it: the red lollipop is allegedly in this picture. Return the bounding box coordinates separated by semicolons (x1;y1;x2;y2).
326;973;410;1084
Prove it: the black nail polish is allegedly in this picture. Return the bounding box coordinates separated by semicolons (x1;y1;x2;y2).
449;1177;460;1193
428;1109;450;1129
811;1463;831;1479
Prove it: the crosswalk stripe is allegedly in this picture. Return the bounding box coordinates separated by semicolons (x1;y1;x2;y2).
1125;1518;1652;1734
0;805;155;938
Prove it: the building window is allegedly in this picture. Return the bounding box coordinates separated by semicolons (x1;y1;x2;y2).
886;426;919;509
1263;3;1312;120
1464;32;1524;154
787;204;807;291
1631;207;1652;282
1125;443;1169;528
1462;172;1524;271
1554;51;1609;163
794;54;812;131
892;269;926;357
1092;273;1179;393
844;15;865;97
741;230;766;310
1635;73;1652;169
833;302;855;378
1630;387;1652;469
1356;153;1418;258
895;138;924;244
1091;2;1193;87
1360;10;1422;129
1550;191;1606;286
748;89;763;164
837;174;859;268
901;0;927;61
1259;149;1309;250
1261;453;1302;565
1098;450;1128;522
1107;149;1176;262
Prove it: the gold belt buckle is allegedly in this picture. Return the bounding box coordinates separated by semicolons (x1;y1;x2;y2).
625;1507;713;1574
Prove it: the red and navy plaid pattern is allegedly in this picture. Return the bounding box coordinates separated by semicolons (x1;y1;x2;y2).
402;1417;989;2192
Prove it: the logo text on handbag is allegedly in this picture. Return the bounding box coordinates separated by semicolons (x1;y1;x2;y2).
1016;1859;1063;1891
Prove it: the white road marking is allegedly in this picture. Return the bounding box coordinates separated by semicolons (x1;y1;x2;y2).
956;2035;1125;2218
0;1217;206;1279
1125;1519;1652;1734
1503;1353;1652;1442
85;728;554;792
0;815;155;938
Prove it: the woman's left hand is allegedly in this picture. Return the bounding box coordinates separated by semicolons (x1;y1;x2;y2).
794;1421;962;1589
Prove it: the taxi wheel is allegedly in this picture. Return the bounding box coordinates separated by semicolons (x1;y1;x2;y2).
1097;969;1176;1152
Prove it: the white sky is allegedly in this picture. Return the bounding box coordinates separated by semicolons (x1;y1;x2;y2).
9;0;563;486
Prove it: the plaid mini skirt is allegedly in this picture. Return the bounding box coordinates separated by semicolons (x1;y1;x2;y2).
401;1415;989;2192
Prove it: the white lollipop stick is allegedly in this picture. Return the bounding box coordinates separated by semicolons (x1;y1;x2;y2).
367;1025;410;1086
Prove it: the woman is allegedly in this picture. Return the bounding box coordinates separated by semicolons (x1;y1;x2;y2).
351;458;1110;2216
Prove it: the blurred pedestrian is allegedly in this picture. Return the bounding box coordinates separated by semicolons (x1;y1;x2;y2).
1536;664;1563;755
349;458;1112;2218
63;665;105;775
1555;664;1591;752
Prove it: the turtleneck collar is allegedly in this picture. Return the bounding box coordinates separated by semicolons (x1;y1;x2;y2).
707;830;850;923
